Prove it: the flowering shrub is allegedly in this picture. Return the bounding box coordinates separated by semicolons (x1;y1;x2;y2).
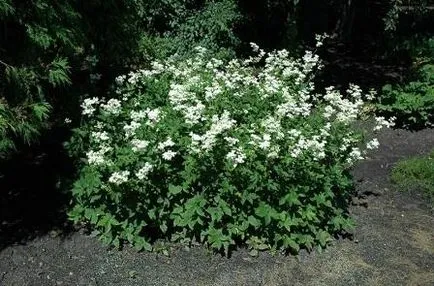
67;44;392;255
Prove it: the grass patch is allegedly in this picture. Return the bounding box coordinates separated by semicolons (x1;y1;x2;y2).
391;149;434;202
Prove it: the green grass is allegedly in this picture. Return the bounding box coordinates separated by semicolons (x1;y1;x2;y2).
391;149;434;203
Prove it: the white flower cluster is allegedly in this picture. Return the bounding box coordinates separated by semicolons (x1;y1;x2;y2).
366;138;380;150
82;96;126;116
315;33;329;48
123;121;141;138
190;111;236;153
91;131;110;143
108;171;130;185
81;43;392;181
168;84;206;125
86;146;112;166
81;97;99;116
158;137;175;150
347;147;364;164
131;139;149;152
226;147;246;167
374;116;395;131
136;163;153;180
323;86;364;123
101;99;122;114
288;134;327;160
162;150;177;161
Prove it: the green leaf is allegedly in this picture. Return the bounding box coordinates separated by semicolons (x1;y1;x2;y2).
26;24;53;49
256;243;269;250
134;237;152;251
248;215;261;227
283;236;300;252
279;191;301;206
168;184;183;195
316;230;332;247
160;222;168;233
249;249;259;257
48;57;71;87
0;0;15;17
113;237;121;249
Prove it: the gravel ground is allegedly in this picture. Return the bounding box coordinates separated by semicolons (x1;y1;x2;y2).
1;127;433;286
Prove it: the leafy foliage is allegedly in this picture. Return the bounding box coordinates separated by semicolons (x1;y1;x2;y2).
384;0;432;32
376;64;434;130
0;0;80;158
391;149;434;203
136;0;241;61
67;45;390;255
168;0;241;56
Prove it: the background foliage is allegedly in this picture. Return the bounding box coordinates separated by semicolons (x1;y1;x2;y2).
0;0;81;158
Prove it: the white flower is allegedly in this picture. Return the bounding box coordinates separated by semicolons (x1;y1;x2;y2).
323;105;335;118
108;171;130;185
81;97;99;116
86;150;105;165
224;137;239;146
162;150;177;161
91;131;110;142
64;118;72;124
158;137;175;150
261;116;283;138
146;108;161;126
86;146;111;166
136;163;153;180
123;121;141;138
130;110;148;121
258;134;272;150
347;147;363;164
205;84;222;101
95;122;104;130
267;145;280;158
194;46;207;54
115;75;126;85
101;99;122;114
366;138;380;150
131;139;150;152
184;101;206;124
374;116;395;131
226;148;246;167
315;34;328;48
366;89;377;101
147;108;160;121
250;42;260;53
194;111;236;152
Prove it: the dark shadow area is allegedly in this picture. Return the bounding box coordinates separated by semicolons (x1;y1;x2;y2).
0;127;75;251
316;40;412;91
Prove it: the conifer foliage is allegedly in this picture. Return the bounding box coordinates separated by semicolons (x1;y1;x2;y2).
0;0;80;158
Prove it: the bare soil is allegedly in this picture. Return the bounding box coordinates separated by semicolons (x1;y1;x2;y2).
1;127;433;286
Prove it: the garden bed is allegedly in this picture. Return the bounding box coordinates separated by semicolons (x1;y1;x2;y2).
0;127;433;286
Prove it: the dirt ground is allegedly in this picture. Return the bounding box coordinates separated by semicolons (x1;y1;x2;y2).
0;127;433;286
